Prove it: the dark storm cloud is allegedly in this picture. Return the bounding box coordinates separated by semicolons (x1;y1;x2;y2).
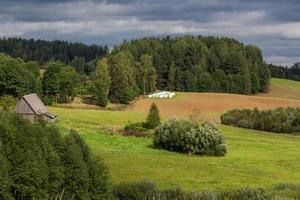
0;0;299;65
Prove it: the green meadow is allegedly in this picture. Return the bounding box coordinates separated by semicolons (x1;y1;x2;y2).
271;78;300;90
50;106;300;191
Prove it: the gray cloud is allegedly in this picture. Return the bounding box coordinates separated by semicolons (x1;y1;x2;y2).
0;0;299;66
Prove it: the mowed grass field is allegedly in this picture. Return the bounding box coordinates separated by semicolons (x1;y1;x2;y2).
50;107;300;191
49;82;300;191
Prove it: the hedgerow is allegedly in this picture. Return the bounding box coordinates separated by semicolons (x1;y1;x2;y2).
221;107;300;134
113;181;273;200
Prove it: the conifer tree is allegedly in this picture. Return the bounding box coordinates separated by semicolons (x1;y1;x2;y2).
145;103;161;129
139;54;157;94
109;51;139;104
241;65;252;95
168;62;176;91
259;65;271;92
91;58;111;107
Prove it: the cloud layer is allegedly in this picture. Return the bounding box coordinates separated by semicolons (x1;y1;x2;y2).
0;0;300;66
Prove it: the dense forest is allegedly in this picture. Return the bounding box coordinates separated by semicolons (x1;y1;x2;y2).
113;36;271;95
0;36;271;106
0;37;108;74
268;62;300;81
0;112;111;199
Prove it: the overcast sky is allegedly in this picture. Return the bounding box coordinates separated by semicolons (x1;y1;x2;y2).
1;0;300;66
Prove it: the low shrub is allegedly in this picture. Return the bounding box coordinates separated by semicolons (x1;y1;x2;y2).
124;122;148;137
222;187;273;200
221;107;300;134
273;183;300;199
153;118;227;156
113;181;157;200
113;181;274;200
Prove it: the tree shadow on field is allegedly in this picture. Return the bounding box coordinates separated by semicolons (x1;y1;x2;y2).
146;144;192;156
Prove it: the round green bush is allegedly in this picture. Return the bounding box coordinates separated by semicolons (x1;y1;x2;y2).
153;118;227;156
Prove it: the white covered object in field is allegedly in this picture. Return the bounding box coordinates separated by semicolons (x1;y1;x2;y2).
148;91;175;99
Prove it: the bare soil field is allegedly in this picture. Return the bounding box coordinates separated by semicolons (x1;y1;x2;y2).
128;92;300;121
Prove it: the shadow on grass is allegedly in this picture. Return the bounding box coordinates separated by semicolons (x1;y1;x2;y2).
146;144;192;156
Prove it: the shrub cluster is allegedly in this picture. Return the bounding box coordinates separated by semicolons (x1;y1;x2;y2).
123;103;161;137
221;107;300;134
124;122;149;137
113;181;273;200
153;119;227;156
0;112;112;199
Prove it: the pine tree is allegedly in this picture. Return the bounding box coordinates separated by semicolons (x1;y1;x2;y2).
167;62;176;91
139;54;157;94
250;64;260;94
259;65;271;92
241;65;252;95
145;103;161;129
91;58;111;107
109;51;139;104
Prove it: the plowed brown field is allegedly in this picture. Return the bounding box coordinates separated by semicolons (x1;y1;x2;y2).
128;92;300;121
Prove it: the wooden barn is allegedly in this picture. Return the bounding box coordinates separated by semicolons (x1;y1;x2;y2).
14;93;57;122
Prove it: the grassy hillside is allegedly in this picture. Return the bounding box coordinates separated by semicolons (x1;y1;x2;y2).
259;78;300;100
50;106;300;191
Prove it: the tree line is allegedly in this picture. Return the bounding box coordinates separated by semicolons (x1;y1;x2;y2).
221;107;300;134
0;35;271;107
112;36;271;94
0;37;108;74
268;62;300;81
91;36;271;106
0;54;79;104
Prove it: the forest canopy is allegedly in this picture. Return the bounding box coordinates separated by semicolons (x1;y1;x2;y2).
113;35;271;95
0;36;271;105
0;37;108;67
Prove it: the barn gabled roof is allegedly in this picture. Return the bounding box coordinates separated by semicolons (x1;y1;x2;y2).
22;93;48;114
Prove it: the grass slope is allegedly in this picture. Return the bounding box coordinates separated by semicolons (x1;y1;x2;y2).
50;106;300;191
259;78;300;100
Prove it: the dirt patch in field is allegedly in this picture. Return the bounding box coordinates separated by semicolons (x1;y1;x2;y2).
128;92;300;121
